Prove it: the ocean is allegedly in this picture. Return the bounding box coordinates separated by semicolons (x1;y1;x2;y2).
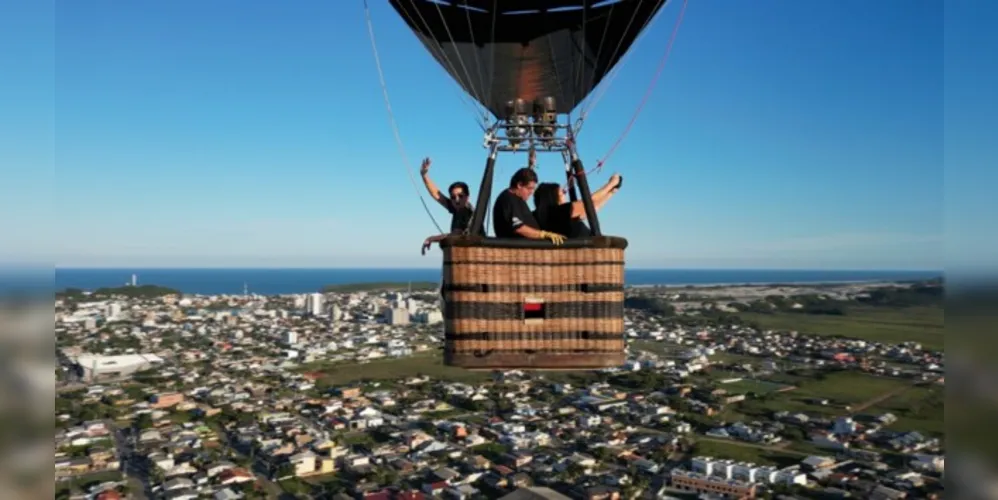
44;268;942;296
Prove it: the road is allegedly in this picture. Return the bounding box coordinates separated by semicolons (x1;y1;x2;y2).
107;421;150;500
217;427;285;499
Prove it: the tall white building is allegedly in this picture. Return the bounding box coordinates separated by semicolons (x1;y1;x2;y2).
329;304;343;321
306;293;324;316
414;310;443;324
284;331;298;345
105;303;122;319
383;308;410;325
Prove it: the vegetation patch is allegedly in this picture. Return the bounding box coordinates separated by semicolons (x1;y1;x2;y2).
730;371;916;418
320;281;438;293
720;378;789;395
58;284;181;299
692;439;803;468
863;384;944;436
740;305;943;350
303;352;493;386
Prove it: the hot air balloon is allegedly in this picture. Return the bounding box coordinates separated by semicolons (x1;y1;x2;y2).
365;0;684;370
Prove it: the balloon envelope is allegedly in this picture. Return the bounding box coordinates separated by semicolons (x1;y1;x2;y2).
389;0;667;117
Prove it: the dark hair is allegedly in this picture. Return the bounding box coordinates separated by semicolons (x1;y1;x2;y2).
509;167;538;189
447;182;469;197
533;182;561;211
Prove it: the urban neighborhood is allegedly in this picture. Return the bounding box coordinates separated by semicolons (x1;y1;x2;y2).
54;280;945;500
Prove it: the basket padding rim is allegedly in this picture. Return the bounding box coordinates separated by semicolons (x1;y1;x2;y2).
440;235;628;250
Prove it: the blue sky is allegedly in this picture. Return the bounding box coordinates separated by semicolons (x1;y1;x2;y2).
2;0;970;270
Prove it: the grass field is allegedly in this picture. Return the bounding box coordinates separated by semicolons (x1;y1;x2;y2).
692;439;804;468
299;352;608;388
733;371;914;416
740;305;943;350
303;352;493;386
863;383;944;436
720;378;788;395
629;340;687;357
792;371;909;405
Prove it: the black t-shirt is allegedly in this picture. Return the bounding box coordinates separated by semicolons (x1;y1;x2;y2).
570;219;593;238
533;203;592;238
441;197;474;234
493;190;538;238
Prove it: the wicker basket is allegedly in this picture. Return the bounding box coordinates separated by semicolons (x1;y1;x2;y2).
439;235;629;370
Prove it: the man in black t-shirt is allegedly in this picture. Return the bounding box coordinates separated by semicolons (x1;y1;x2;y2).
420;157;474;232
419;157;480;254
492;168;566;244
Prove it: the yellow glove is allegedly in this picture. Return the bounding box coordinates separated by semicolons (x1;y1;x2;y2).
541;231;566;246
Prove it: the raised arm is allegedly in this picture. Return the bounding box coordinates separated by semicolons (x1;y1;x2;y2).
568;174;622;219
419;158;444;203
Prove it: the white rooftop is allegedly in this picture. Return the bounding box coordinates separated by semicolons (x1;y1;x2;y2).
73;353;164;368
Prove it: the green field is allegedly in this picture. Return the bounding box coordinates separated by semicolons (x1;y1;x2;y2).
298;351;606;388
740;305;943;350
300;352;492;386
733;371;911;416
725;370;943;437
692;439;804;468
629;340;687;356
863;383;945;436
792;371;909;404
720;378;789;395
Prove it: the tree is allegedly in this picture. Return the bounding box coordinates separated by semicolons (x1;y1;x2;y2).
624;297;676;316
275;462;296;481
133;413;154;430
592;447;615;463
372;467;399;486
565;463;586;482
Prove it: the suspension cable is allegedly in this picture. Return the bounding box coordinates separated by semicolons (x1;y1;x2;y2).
576;0;668;134
461;0;488;111
400;0;490;129
576;0;643;126
363;0;444;234
432;1;486;112
588;0;689;175
575;0;616;115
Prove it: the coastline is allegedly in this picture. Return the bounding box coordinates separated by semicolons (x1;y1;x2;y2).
47;268;942;296
628;279;915;289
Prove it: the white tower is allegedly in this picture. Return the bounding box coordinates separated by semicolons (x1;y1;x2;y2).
306;293;324;317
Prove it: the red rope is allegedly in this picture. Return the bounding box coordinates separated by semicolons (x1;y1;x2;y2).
588;0;689;175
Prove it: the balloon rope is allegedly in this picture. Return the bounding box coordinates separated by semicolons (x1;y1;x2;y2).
363;0;444;233
589;0;689;175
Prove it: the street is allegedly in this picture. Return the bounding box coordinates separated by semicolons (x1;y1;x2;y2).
107;421;150;500
216;427;285;498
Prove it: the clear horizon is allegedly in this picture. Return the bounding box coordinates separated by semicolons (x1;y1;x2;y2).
52;266;943;272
